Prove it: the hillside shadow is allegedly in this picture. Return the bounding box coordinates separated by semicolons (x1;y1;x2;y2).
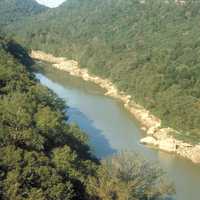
6;40;34;67
67;107;117;158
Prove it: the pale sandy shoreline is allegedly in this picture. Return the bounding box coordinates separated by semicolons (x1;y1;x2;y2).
31;50;200;164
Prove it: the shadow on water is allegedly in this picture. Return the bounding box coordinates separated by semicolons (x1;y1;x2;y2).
68;107;117;158
35;66;200;200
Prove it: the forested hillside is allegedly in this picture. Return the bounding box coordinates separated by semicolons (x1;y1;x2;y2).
0;0;47;27
0;37;173;199
6;0;200;143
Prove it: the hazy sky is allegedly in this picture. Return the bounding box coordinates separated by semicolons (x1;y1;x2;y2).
36;0;66;8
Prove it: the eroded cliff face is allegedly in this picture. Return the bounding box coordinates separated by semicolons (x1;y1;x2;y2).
31;50;200;164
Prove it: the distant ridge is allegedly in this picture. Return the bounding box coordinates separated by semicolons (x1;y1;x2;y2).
0;0;47;27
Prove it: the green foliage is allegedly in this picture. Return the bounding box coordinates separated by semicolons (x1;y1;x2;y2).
52;145;79;177
0;0;47;27
6;0;200;143
0;38;95;199
35;106;63;136
87;152;174;200
0;36;174;199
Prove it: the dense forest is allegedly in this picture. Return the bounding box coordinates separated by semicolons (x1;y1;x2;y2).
0;0;47;27
4;0;200;144
0;36;173;199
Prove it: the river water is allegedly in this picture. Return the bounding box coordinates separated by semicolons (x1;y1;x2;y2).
35;66;200;200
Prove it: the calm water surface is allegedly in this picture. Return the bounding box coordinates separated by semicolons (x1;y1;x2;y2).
35;66;200;200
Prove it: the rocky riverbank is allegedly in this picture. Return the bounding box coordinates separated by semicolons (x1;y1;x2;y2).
31;50;200;164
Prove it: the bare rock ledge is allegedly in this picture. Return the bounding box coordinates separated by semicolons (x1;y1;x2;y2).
31;50;200;164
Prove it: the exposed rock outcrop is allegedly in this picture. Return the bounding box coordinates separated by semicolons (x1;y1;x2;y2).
141;128;200;163
140;136;158;146
31;50;200;164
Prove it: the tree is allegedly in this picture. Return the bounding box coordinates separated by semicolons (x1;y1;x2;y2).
88;152;174;200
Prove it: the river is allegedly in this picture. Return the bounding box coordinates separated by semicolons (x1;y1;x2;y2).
35;65;200;200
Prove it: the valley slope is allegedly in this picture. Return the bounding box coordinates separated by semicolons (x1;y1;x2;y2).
0;0;47;28
0;35;173;200
4;0;200;145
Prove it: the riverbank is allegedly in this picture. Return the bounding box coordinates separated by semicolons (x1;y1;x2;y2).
31;50;200;164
